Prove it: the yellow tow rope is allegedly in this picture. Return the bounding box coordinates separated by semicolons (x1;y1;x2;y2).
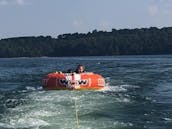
74;98;79;129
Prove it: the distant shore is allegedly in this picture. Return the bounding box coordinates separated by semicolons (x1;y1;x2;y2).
0;27;172;58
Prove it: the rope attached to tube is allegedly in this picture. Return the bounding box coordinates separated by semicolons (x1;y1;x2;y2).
74;98;79;129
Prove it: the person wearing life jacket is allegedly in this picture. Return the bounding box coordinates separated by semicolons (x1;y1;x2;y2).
75;64;85;73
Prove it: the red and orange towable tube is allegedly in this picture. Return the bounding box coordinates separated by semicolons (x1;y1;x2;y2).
42;72;106;90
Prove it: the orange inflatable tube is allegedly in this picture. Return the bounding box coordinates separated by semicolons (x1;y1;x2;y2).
42;72;105;90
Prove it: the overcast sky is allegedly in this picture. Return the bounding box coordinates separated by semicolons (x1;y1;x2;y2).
0;0;172;39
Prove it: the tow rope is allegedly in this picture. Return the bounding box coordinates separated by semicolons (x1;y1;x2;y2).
74;98;79;129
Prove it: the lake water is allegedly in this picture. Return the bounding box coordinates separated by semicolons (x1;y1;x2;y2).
0;55;172;129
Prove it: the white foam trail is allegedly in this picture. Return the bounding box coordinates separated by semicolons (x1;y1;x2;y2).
163;118;172;121
120;84;140;89
113;121;133;127
0;122;13;128
78;120;133;129
1;81;135;128
26;86;43;91
103;83;140;92
9;118;49;128
29;110;56;117
0;118;49;129
26;86;36;91
104;76;140;92
116;97;131;103
102;85;127;92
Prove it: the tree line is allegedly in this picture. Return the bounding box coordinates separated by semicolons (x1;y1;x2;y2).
0;27;172;57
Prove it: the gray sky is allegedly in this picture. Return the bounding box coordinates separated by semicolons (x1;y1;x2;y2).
0;0;172;39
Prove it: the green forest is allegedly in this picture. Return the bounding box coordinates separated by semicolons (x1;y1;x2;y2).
0;27;172;57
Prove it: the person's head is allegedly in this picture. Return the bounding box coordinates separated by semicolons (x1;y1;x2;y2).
76;65;85;73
